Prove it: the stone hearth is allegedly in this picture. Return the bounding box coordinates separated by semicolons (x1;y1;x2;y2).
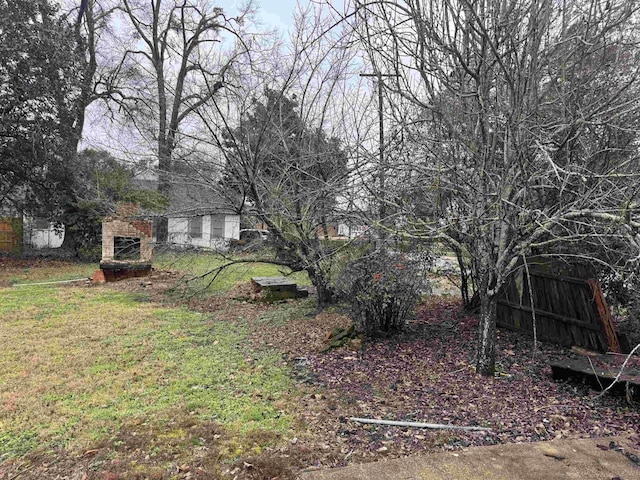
93;203;153;283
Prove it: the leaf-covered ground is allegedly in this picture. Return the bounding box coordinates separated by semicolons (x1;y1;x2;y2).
234;296;640;474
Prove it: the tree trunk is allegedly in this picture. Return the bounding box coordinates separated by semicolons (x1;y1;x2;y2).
476;292;498;377
155;144;171;244
321;214;330;240
455;248;472;308
59;2;98;257
60;221;79;256
154;217;169;244
306;265;334;308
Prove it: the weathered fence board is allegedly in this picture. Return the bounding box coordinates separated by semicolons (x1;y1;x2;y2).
497;258;620;353
0;218;21;254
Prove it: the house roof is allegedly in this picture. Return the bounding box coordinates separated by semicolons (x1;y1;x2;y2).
132;169;238;218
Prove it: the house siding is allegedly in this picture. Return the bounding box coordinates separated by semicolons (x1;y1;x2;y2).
24;219;64;249
167;214;240;250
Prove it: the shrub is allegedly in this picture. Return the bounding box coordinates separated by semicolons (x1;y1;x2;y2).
326;240;372;284
336;250;430;337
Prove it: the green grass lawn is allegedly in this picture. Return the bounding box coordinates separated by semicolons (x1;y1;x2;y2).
0;260;301;469
3;250;310;292
155;251;310;292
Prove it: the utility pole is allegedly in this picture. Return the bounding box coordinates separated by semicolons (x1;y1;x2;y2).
360;71;398;247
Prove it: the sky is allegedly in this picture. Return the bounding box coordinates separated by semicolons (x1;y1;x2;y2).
222;0;347;34
79;0;355;159
256;0;296;32
222;0;298;33
79;0;300;157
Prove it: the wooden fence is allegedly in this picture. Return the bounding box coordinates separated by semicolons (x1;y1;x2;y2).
0;217;22;254
497;258;621;353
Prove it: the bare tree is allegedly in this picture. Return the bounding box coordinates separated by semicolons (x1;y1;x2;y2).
349;0;640;375
53;0;126;253
195;3;367;307
105;0;253;242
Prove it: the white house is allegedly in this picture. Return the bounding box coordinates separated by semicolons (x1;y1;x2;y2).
163;178;241;250
24;217;64;249
337;223;369;239
167;212;240;250
0;201;64;252
132;169;241;250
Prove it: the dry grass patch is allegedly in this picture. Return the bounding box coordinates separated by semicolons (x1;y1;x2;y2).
0;257;96;287
0;282;298;476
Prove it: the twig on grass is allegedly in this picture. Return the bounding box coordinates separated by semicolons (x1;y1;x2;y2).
183;253;295;296
8;464;35;480
349;417;491;431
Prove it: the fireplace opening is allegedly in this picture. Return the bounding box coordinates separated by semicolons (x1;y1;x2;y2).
114;236;141;260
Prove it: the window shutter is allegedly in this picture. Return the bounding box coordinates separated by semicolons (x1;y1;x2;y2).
211;215;225;238
188;217;203;238
33;217;50;230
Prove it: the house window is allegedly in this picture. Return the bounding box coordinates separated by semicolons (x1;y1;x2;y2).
188;217;203;238
33;217;49;230
114;236;141;260
211;215;225;238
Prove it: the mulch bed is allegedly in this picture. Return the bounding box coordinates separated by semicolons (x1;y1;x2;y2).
232;295;640;475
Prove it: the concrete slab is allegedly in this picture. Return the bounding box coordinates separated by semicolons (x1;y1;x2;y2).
252;276;298;289
251;276;308;301
300;436;640;480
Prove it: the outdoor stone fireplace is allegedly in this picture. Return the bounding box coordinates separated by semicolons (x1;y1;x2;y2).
93;203;153;283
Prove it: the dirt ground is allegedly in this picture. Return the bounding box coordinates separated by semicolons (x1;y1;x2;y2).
301;435;640;480
1;263;639;480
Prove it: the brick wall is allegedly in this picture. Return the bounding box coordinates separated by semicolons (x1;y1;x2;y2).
102;207;152;263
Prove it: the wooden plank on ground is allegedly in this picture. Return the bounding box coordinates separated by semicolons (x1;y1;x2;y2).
251;276;296;286
549;352;640;393
587;279;622;353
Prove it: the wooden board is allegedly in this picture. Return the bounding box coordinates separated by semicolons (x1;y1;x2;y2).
251;277;298;291
0;218;20;254
549;352;640;393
